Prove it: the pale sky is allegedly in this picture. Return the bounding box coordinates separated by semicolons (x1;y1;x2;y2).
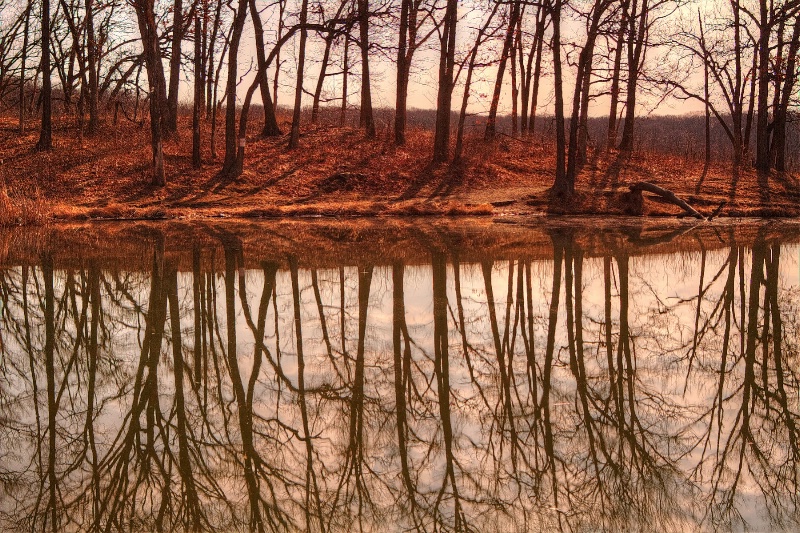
179;1;705;119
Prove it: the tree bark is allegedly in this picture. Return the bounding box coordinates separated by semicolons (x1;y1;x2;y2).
37;0;52;151
205;0;222;117
341;24;350;126
358;0;376;137
85;0;99;133
432;0;458;163
527;11;546;135
606;1;627;150
193;12;203;168
485;2;520;141
772;16;800;171
19;0;32;134
132;0;167;184
220;0;249;175
311;35;335;124
618;0;648;154
249;0;281;136
567;0;609;181
630;181;705;219
455;2;500;161
288;0;309;148
394;0;411;144
550;0;568;194
166;0;183;134
273;0;286;112
754;0;771;171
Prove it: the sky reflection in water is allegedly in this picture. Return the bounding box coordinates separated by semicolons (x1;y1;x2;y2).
1;220;799;532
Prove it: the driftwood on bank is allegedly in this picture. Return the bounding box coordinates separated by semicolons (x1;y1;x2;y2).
630;182;707;219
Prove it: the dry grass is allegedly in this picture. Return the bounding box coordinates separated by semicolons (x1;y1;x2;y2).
0;184;49;226
1;110;798;227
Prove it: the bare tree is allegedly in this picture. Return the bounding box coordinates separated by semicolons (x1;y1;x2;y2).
432;0;457;163
131;0;168;184
550;0;568;194
249;0;281;137
358;0;376;137
220;0;249;176
566;0;615;181
19;0;33;134
485;0;521;141
166;0;184;134
455;1;501;161
395;0;436;145
193;8;202;168
37;0;53;151
288;0;310;148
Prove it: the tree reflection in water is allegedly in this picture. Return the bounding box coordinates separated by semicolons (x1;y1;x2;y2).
0;222;799;532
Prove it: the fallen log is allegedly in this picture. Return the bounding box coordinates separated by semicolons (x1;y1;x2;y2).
708;201;727;221
629;182;705;219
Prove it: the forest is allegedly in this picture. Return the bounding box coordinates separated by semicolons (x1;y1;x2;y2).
0;0;799;223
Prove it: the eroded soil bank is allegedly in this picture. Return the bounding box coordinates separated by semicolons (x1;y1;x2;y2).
3;217;798;272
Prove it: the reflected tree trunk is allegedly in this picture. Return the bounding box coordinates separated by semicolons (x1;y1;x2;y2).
288;256;325;532
432;253;463;529
43;254;58;531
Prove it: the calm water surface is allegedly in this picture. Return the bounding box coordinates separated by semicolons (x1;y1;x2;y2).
1;219;799;532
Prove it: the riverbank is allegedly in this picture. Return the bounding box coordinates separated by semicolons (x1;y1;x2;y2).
2;114;799;226
3;217;799;272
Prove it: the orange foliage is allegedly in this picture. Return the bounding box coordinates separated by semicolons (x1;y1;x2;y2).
1;111;798;226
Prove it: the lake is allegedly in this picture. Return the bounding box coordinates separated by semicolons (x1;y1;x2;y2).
1;218;799;532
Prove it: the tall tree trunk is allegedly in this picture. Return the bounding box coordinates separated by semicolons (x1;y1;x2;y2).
133;0;167;184
358;0;376;137
485;2;520;141
311;35;335;124
618;0;648;154
37;0;52;151
205;0;222;117
743;45;757;158
249;0;281;136
432;0;458;163
606;2;627;150
567;1;607;181
167;0;183;134
193;12;203;168
455;2;500;161
19;0;32;134
772;19;800;171
273;0;286;112
85;0;99;133
519;7;532;135
527;11;546;135
730;0;744;166
700;11;710;166
341;27;350;126
511;23;519;136
288;0;309;148
550;0;568;194
754;0;771;171
394;0;410;145
220;0;249;175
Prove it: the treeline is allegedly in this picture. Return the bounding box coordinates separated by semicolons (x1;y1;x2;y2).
0;0;798;190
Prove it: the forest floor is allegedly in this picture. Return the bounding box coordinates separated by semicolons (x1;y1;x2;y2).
1;112;799;226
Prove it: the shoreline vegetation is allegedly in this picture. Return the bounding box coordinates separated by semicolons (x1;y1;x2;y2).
1;110;799;227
